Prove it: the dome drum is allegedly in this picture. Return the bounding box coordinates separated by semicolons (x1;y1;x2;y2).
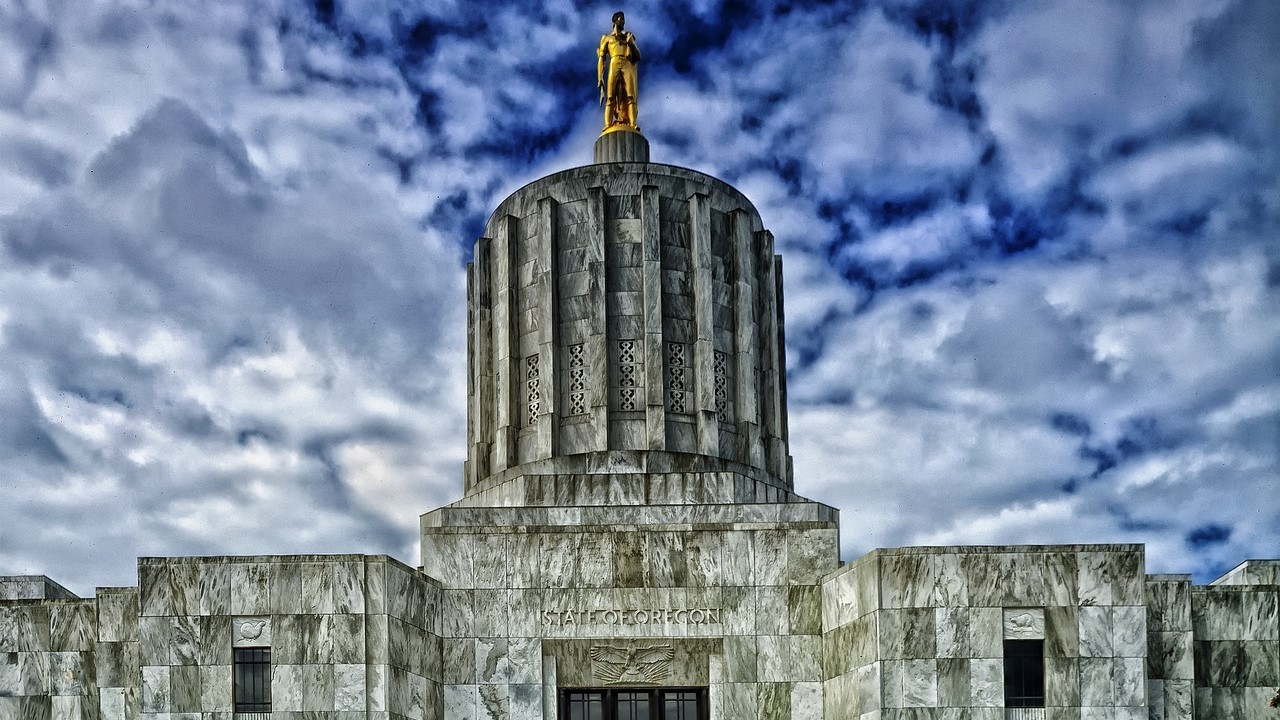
464;163;793;500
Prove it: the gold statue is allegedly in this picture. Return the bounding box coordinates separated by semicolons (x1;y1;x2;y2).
597;11;640;133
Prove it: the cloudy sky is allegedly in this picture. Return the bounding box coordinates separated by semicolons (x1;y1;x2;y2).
1;0;1276;596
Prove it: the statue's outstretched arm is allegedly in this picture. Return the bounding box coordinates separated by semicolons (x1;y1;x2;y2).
597;36;607;88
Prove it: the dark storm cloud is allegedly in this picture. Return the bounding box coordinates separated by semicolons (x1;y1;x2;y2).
1186;524;1233;550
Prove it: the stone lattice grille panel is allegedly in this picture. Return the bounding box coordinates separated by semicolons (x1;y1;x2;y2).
667;342;687;414
567;343;587;416
526;354;541;424
713;350;729;422
619;339;636;364
618;339;639;411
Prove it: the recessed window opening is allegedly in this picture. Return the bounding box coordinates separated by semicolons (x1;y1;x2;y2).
1003;639;1045;708
662;690;701;720
233;647;272;713
616;690;650;720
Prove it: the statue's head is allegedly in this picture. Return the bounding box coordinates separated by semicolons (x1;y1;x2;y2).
612;12;625;30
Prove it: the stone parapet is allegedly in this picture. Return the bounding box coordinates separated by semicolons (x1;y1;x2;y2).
0;575;79;600
1211;559;1280;586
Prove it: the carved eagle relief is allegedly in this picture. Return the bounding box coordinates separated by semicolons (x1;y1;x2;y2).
589;644;675;685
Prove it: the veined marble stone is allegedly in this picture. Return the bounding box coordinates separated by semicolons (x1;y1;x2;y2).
463;162;794;499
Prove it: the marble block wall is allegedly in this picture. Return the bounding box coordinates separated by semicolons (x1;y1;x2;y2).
821;545;1149;720
381;559;444;720
1188;583;1279;719
96;588;141;720
421;500;839;720
0;596;100;720
4;538;1279;720
134;554;441;720
1144;576;1193;720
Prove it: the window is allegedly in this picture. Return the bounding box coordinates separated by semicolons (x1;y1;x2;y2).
662;690;700;720
615;691;650;720
565;690;606;720
1003;639;1044;708
560;689;707;720
233;647;272;713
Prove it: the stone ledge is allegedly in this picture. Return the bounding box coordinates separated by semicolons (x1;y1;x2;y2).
421;499;838;530
485;162;760;230
459;468;803;509
467;450;791;499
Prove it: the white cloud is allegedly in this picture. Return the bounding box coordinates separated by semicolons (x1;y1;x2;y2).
808;10;983;198
0;3;470;593
0;0;1276;594
972;0;1229;198
843;202;992;275
790;223;1279;571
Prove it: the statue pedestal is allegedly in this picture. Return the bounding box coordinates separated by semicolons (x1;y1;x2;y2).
594;129;650;163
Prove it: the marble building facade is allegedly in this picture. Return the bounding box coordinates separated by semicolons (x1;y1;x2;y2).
2;134;1278;720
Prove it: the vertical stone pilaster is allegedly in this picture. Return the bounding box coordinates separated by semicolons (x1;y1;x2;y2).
689;192;719;457
491;215;520;473
541;655;558;719
730;210;763;467
464;260;475;488
478;244;496;481
585;187;609;451
533;196;559;459
774;254;792;485
465;260;476;489
640;185;666;451
756;229;785;482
